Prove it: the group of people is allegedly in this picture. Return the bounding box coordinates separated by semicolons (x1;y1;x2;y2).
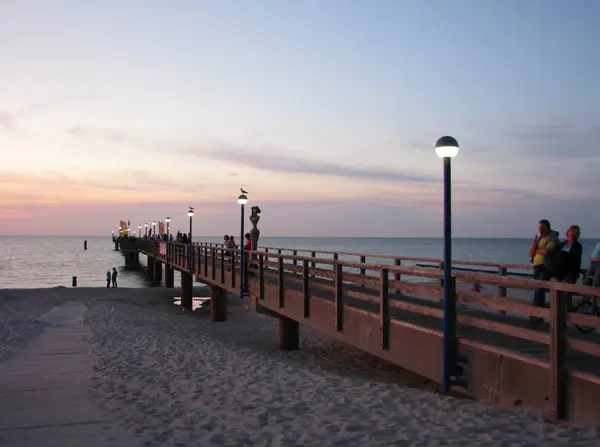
106;268;118;288
528;219;600;322
223;233;252;251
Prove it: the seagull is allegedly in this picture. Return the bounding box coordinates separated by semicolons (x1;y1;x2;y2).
240;188;248;194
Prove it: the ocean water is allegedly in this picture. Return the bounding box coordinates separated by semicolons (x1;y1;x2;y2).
0;236;598;289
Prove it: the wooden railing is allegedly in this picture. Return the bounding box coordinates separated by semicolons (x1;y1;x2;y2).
135;239;600;420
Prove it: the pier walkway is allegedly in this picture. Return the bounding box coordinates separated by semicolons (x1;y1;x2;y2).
127;239;600;426
0;301;140;447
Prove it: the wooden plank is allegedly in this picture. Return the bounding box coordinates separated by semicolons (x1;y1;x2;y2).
458;314;550;345
211;249;216;280
335;263;343;332
303;259;310;319
549;288;566;421
380;268;389;350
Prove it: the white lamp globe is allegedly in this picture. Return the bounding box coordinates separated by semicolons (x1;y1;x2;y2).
435;136;459;158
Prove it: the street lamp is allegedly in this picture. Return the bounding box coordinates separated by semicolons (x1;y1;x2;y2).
165;217;171;239
238;193;249;297
435;135;459;395
187;207;195;271
138;225;142;238
152;221;156;236
144;223;148;237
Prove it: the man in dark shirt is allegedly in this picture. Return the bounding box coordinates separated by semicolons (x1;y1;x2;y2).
112;268;118;288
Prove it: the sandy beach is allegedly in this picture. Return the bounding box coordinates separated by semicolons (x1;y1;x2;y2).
1;287;599;446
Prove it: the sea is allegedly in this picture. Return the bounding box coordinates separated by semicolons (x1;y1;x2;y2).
0;236;598;289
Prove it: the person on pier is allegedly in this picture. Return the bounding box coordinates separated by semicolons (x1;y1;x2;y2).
584;241;600;288
546;225;583;311
244;233;252;251
106;270;111;288
112;267;118;288
529;219;559;323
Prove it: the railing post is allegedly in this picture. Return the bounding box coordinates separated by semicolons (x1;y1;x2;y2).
293;250;298;266
380;268;389;350
278;257;284;308
498;266;507;315
394;259;401;281
303;259;310;318
211;249;216;280
204;246;208;276
311;251;316;278
335;263;343;332
220;248;225;284
360;255;366;276
259;254;265;300
333;253;338;271
231;248;236;289
439;261;444;287
549;287;566;421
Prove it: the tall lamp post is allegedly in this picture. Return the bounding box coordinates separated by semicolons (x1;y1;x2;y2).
187;207;194;271
435;135;460;394
165;216;171;239
144;223;148;237
238;193;248;296
152;221;157;236
138;225;142;238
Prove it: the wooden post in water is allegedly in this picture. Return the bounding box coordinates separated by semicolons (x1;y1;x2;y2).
84;240;87;250
72;276;77;287
165;265;174;288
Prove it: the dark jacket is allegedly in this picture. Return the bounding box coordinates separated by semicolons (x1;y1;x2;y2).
548;240;582;282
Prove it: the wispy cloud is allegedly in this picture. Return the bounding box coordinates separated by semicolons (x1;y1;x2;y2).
0;111;17;131
181;142;438;184
68;125;144;142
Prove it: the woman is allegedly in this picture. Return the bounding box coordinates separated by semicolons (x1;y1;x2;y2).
547;225;582;310
244;233;252;251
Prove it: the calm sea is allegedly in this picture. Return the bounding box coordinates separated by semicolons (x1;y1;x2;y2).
0;236;598;289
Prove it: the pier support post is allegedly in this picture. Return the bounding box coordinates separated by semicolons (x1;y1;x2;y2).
154;261;163;285
147;257;155;282
181;271;193;310
210;286;227;322
165;265;174;288
278;317;299;350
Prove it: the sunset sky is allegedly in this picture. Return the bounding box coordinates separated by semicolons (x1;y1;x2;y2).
1;0;599;237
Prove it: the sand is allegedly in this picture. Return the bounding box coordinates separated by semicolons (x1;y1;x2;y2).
1;287;599;446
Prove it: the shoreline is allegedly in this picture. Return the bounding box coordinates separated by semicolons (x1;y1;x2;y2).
1;287;599;445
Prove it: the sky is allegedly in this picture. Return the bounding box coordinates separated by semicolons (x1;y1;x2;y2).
1;0;599;237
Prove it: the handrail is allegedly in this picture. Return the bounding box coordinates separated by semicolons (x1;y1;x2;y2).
138;240;598;296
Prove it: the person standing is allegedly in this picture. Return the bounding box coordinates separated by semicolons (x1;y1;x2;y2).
584;241;600;287
112;267;118;288
529;219;559;322
106;270;111;288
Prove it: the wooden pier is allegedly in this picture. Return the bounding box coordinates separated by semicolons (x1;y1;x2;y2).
127;238;600;427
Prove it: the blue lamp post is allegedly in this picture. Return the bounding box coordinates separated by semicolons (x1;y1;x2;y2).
144;223;148;237
187;208;194;272
238;193;249;297
165;217;171;239
435;135;459;394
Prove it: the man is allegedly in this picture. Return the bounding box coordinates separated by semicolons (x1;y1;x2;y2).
112;267;118;288
584;242;600;287
529;219;559;322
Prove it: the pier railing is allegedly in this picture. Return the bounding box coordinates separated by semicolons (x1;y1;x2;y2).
134;238;600;422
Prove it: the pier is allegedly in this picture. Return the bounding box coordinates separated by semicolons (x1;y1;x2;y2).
125;237;600;427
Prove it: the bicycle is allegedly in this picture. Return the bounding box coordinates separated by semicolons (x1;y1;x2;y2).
575;295;600;333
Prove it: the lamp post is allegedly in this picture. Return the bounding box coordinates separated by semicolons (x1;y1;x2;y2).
435;135;460;394
187;207;194;271
165;217;171;239
138;225;142;238
152;221;156;236
144;223;148;237
238;193;249;297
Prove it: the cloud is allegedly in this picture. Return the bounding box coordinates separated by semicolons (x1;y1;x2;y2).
0;111;17;131
182;142;438;184
68;125;143;142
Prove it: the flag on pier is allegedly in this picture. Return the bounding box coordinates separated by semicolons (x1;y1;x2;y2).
158;221;165;235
